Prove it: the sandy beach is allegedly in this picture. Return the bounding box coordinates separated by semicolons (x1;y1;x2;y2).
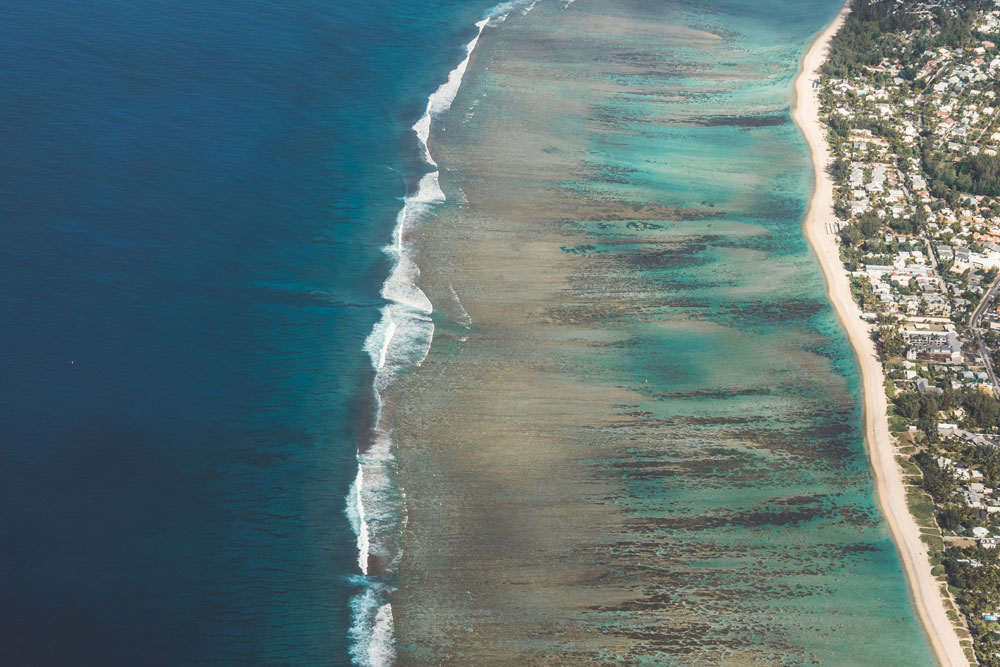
792;6;969;666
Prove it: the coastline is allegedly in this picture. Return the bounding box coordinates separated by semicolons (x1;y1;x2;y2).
348;9;504;665
384;0;944;661
792;6;969;666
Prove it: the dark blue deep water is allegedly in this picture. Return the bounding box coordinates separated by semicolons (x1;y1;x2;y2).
0;1;485;663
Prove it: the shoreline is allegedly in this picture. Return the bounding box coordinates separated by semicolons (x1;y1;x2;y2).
791;5;969;666
383;0;951;661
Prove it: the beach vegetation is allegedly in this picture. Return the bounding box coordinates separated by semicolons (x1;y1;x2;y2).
915;452;958;503
879;325;907;357
840;223;863;246
938;505;971;531
851;275;879;311
943;545;1000;666
831;156;851;181
925;149;1000;198
823;0;918;78
857;210;883;238
890;415;909;433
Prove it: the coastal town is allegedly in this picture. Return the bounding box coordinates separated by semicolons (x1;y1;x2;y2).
819;1;1000;663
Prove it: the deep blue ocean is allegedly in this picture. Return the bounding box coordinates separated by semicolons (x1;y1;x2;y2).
0;1;487;663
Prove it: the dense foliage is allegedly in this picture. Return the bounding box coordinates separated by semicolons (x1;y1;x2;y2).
823;0;980;79
943;547;1000;666
916;450;959;501
822;0;918;77
926;151;1000;197
895;387;1000;434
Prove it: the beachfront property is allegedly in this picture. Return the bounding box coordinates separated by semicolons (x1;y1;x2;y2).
821;1;1000;662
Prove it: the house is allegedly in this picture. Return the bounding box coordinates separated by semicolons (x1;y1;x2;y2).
971;250;1000;270
939;425;959;439
902;324;963;363
916;378;944;394
963;488;985;508
864;264;895;277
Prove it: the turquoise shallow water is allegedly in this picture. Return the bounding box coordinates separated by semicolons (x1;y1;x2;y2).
383;0;938;663
555;1;935;660
0;0;929;662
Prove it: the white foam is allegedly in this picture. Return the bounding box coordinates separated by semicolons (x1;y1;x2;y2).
368;604;396;667
346;468;370;575
347;3;534;665
354;429;397;571
348;589;396;667
376;320;395;371
412;18;490;174
487;0;538;22
448;284;473;327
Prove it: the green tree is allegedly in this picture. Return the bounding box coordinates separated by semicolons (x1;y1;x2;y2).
897;391;921;420
831;157;850;181
841;224;863;246
857;211;882;239
938;506;966;532
916;452;957;502
963;389;1000;429
880;326;906;358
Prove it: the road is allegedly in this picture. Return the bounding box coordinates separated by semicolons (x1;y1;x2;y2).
969;272;1000;398
974;109;998;146
924;238;941;283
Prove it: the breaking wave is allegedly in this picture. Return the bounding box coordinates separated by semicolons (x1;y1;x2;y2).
344;2;535;664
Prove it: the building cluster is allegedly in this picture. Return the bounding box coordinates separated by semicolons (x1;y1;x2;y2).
821;3;1000;659
822;6;1000;399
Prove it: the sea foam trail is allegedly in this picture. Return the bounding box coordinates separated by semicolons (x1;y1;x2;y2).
344;3;530;665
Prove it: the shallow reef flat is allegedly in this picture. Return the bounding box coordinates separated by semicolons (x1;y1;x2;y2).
387;0;934;663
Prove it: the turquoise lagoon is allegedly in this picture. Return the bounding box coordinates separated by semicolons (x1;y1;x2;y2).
376;0;939;664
